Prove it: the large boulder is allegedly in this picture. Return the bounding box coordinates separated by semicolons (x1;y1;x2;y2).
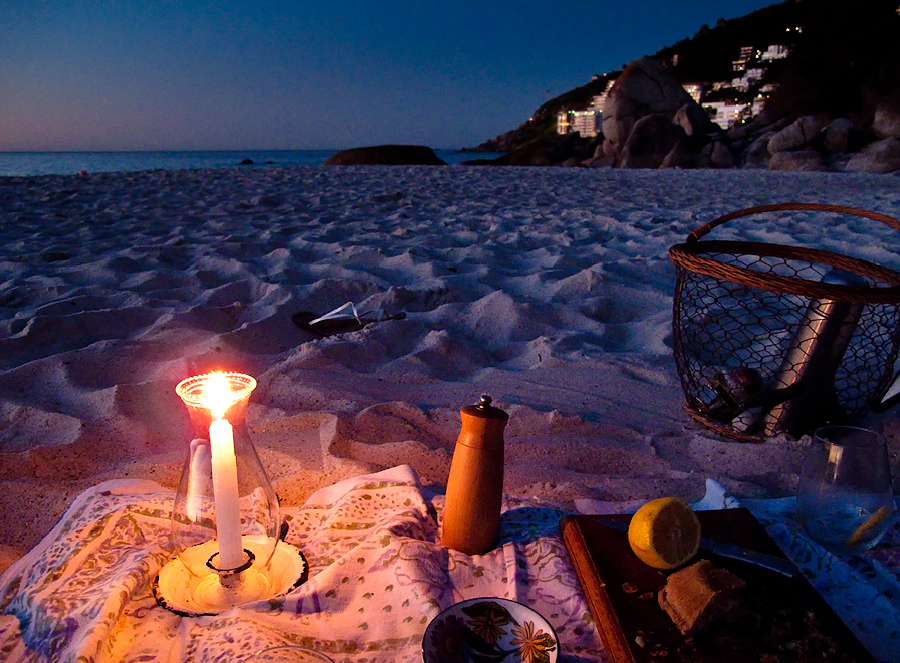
822;118;855;154
709;141;735;168
661;135;700;168
872;100;900;140
489;136;568;166
326;145;447;165
768;149;826;171
618;114;686;168
844;137;900;173
767;116;828;154
602;58;697;162
739;132;775;168
673;103;716;137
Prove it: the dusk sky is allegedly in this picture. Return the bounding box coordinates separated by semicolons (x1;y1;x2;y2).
2;1;778;152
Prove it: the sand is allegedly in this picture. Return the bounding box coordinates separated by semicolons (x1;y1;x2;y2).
2;165;899;574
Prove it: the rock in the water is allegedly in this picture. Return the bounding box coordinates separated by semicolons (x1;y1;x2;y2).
239;158;255;165
325;145;447;166
768;149;826;171
844;137;900;173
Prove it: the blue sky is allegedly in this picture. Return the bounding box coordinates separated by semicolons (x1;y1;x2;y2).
1;1;778;151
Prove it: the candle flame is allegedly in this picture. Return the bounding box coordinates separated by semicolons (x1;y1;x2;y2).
203;372;233;420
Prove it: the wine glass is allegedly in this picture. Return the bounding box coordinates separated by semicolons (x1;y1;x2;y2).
797;425;894;554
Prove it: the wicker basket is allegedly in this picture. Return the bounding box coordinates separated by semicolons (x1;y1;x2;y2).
668;202;900;442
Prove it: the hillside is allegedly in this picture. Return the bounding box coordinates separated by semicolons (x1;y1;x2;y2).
473;0;900;152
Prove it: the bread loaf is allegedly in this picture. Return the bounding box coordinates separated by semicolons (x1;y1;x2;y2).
658;559;745;634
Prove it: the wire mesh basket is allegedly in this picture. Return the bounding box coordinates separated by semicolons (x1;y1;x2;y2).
668;202;900;442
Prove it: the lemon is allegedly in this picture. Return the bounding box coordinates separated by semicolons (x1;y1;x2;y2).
846;505;891;548
627;496;701;570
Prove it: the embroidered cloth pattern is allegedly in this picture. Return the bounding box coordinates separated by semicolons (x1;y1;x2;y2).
0;466;602;663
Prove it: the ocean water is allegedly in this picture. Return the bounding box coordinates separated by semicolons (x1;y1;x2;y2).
0;149;501;177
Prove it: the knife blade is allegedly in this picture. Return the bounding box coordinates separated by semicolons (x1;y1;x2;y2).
594;517;800;579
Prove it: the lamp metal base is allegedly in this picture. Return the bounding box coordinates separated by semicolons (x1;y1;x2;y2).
153;536;308;617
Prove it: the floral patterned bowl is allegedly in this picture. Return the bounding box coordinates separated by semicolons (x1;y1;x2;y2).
422;597;559;663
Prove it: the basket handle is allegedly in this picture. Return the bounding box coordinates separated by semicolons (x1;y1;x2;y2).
686;202;900;243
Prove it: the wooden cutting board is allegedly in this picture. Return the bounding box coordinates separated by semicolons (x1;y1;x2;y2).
560;509;876;663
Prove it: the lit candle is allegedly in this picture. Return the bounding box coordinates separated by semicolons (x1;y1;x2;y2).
204;373;244;570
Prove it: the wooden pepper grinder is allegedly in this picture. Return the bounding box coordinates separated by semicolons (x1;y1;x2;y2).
442;395;509;555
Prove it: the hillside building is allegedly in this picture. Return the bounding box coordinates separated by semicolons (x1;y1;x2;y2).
572;111;599;137
557;81;612;136
761;44;789;60
683;83;703;103
704;100;749;129
732;45;755;72
732;67;766;91
558;110;600;137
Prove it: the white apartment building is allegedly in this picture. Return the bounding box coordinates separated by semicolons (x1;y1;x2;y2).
732;45;755;72
761;44;789;60
704;100;749;129
556;109;600;137
571;110;599;137
732;67;766;91
557;83;611;136
589;94;607;113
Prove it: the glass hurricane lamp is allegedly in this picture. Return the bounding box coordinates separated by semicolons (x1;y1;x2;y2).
153;371;307;616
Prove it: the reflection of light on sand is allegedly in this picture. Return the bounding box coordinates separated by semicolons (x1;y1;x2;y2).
2;167;900;569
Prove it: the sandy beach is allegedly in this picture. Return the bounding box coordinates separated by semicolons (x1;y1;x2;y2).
2;165;900;574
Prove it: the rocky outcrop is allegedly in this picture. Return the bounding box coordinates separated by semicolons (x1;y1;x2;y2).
661;135;699;169
601;58;715;167
822;118;855;154
768;150;825;171
873;100;900;140
845;138;900;173
673;103;715;137
326;145;446;166
618;115;686;169
463;56;900;174
464;107;900;174
767;116;829;155
467;133;601;167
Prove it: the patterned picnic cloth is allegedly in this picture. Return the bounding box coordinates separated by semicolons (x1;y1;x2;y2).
0;465;602;663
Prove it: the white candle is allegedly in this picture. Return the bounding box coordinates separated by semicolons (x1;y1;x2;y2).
209;418;244;569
